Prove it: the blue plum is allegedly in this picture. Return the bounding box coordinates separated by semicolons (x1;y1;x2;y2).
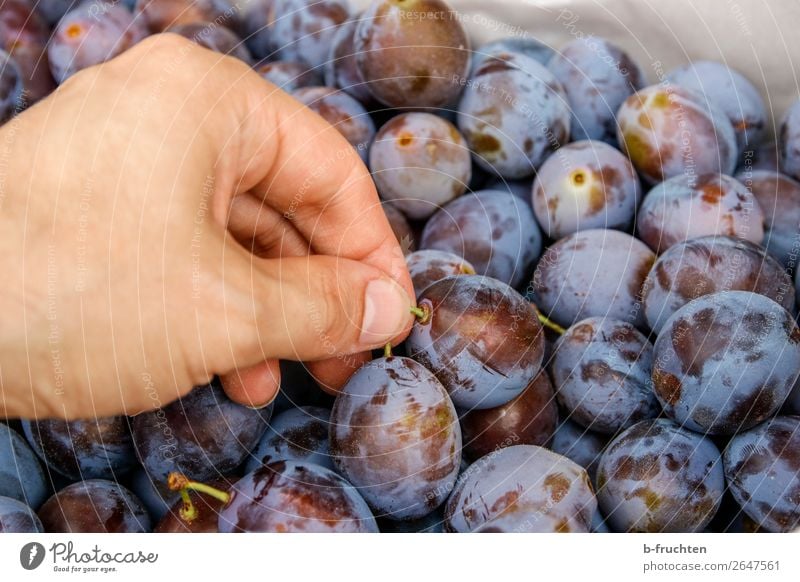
652;291;800;434
38;479;151;533
354;0;470;109
780;99;800;181
0;422;48;509
269;0;349;69
723;416;800;532
244;405;333;472
406;249;474;297
407;275;544;410
532;140;641;238
642;236;794;335
421;190;542;288
459;371;558;461
551;317;659;434
168;22;252;62
445;445;596;532
617;85;737;184
219;461;378;532
547;36;644;144
667;60;767;154
324;17;374;105
0;496;43;533
736;169;800;268
597;419;724;532
135;0;231;33
458;52;569;178
0;0;56;102
292;86;375;161
48;2;147;84
236;0;274;60
329;356;461;520
531;228;655;329
370;112;471;220
256;60;322;92
132;383;270;486
0;49;22;122
637;173;764;253
471;36;554;73
549;419;607;487
22;415;137;481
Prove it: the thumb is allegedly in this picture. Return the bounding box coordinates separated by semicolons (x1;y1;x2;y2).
223;251;416;365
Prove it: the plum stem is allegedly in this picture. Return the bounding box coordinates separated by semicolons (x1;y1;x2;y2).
168;472;231;505
460;263;476;275
384;343;393;358
410;304;430;324
535;309;565;335
178;489;198;523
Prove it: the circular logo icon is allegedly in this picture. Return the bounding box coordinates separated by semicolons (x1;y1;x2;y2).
20;542;46;570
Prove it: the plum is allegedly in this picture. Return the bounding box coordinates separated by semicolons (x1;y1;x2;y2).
0;496;43;533
329;355;460;520
383;202;416;253
458;51;569;178
38;479;151;533
459;371;557;461
256;60;322;91
408;275;544;409
22;415;137;481
268;0;349;69
547;36;644;144
406;249;474;296
48;2;148;84
667;61;767;154
531;228;655;329
168;22;252;62
293;86;375;161
642;236;794;334
135;0;231;33
652;291;800;434
597;419;724;532
421;190;542;288
723;416;800;532
132;383;270;486
471;36;554;73
0;0;56;102
244;405;333;472
637;173;764;253
549;419;607;487
218;461;378;532
0;50;22;122
0;422;48;509
324;17;374;104
736;169;800;267
236;0;274;60
370;112;471;219
551;317;659;434
532;140;641;238
780;99;800;181
354;0;470;109
617;85;737;184
485;177;533;206
445;445;596;532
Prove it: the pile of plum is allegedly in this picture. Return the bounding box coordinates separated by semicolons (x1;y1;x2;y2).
1;0;800;534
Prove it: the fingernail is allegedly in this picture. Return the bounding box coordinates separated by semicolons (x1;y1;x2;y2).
360;278;411;347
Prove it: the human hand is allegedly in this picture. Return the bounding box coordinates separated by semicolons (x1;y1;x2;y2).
0;34;414;420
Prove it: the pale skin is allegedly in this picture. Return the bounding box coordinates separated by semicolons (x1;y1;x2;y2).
0;35;415;420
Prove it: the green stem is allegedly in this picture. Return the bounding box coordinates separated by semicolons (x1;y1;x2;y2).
537;311;565;335
178;489;198;522
384;343;393;358
168;472;231;505
410;304;430;324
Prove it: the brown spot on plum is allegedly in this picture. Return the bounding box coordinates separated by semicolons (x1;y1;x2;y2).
653;368;682;406
471;133;501;154
544;472;571;502
614;453;660;481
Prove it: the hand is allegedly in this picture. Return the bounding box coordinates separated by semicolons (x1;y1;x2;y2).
0;34;414;420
